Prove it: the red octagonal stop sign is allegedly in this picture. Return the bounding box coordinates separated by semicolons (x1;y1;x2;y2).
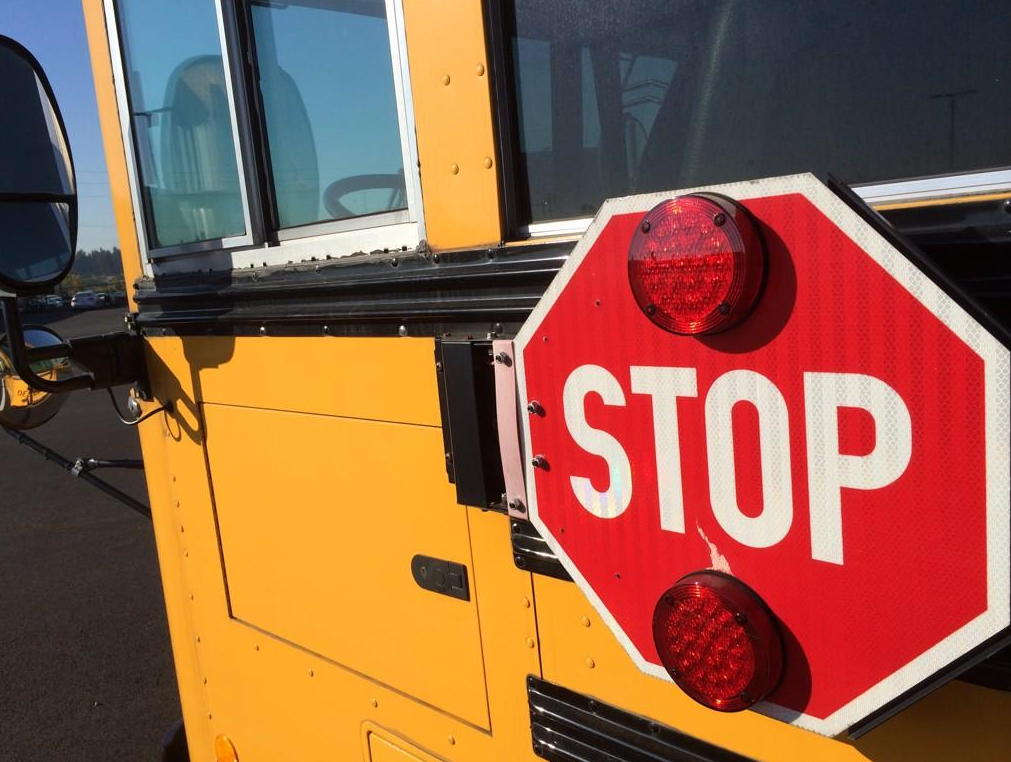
514;174;1010;736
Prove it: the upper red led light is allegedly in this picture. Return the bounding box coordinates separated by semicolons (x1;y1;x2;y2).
627;194;766;335
652;571;784;712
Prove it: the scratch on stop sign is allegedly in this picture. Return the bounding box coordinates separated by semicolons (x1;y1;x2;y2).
697;523;732;574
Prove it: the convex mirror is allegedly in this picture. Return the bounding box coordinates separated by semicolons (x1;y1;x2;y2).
0;326;73;428
0;35;77;292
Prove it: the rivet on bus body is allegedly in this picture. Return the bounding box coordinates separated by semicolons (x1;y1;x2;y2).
448;736;456;746
308;668;314;677
483;157;493;169
451;163;460;175
196;635;201;644
585;657;596;669
580;616;591;627
371;698;379;708
525;637;536;649
521;597;531;608
476;63;485;76
442;74;451;85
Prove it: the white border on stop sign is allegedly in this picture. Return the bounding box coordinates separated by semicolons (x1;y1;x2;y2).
513;172;1011;737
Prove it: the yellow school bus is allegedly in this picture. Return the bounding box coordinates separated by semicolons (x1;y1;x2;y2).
3;1;1011;760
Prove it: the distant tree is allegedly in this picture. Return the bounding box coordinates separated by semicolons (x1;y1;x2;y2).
72;247;124;278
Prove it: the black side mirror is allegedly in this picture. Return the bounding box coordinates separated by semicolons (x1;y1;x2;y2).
0;35;94;408
0;35;77;291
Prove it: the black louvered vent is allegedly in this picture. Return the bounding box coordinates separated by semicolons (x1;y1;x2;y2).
527;676;756;762
511;520;571;581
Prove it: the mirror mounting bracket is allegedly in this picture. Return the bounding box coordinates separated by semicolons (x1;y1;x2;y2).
0;296;147;393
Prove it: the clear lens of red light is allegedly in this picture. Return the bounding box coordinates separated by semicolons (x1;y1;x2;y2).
627;194;765;335
652;571;784;712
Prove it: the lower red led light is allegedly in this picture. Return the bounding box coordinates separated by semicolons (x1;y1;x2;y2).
627;193;766;335
652;571;784;712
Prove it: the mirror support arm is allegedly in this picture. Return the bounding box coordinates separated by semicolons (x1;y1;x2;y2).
0;297;147;393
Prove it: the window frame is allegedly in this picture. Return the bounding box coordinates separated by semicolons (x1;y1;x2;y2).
104;0;424;271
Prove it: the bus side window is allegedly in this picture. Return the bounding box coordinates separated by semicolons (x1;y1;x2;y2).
110;0;422;264
248;0;408;229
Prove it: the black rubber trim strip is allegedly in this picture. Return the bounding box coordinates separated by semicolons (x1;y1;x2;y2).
132;242;570;337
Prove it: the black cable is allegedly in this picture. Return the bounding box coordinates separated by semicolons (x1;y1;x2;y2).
106;388;170;426
1;426;151;519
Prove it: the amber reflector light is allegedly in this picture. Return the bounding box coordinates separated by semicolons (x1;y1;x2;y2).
652;571;784;712
214;735;239;762
628;194;765;334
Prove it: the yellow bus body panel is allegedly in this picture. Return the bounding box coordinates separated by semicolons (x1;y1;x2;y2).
402;0;503;249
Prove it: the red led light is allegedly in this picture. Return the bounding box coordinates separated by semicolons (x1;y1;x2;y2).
628;194;765;334
652;571;784;712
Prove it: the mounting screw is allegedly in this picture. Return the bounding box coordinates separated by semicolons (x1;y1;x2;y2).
527;400;544;416
663;593;675;606
713;212;727;226
718;302;731;315
734;611;748;625
649;722;661;735
259;325;267;336
531;455;548;470
640;219;651;233
533;743;544;757
508;499;526;514
588;700;598;712
514;554;527;568
645;304;657;316
494;352;512;366
398;325;408;336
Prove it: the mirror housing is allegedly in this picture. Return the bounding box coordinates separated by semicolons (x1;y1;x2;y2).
0;35;77;292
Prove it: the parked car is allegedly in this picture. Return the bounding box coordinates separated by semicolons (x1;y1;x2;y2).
70;291;98;309
45;295;62;308
95;292;111;306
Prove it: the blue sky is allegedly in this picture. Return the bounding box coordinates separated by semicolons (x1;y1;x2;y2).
2;0;119;251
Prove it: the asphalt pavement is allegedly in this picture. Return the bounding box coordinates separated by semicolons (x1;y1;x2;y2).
0;308;180;761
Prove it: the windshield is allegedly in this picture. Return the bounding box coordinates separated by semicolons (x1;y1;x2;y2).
503;0;1011;225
